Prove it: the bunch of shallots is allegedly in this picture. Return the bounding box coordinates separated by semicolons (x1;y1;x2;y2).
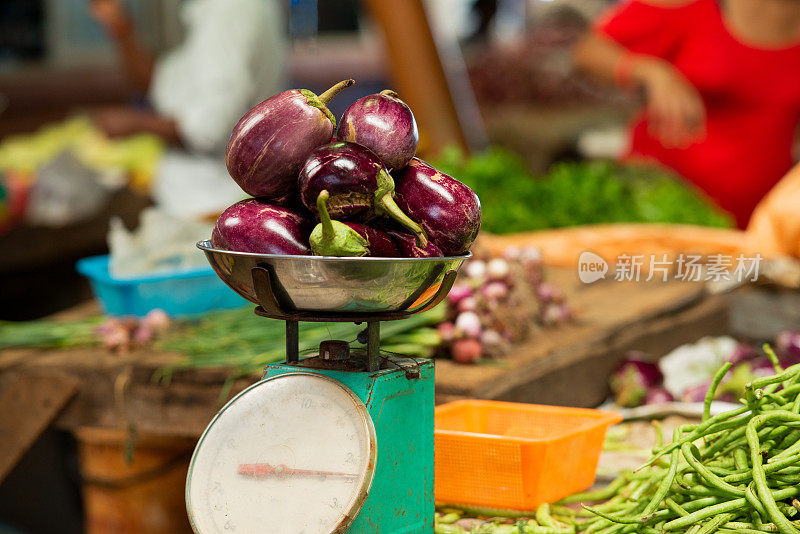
438;247;571;364
94;309;170;352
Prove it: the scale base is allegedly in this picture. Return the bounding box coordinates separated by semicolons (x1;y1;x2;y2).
264;358;434;533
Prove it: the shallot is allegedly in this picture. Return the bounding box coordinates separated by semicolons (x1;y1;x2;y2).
446;283;473;306
455;311;482;339
437;322;456;343
482;281;508;300
452;339;482;364
465;260;487;280
486;258;510;281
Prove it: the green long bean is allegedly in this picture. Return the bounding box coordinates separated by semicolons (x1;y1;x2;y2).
747;412;800;534
704;362;732;422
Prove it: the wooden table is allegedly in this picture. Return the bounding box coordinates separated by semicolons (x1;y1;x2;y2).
0;271;732;439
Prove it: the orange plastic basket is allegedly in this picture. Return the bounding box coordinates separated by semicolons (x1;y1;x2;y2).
434;400;622;510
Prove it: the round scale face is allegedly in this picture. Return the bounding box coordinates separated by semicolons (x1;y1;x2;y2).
186;373;376;534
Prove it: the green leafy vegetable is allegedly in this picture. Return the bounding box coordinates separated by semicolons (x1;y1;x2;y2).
432;147;733;233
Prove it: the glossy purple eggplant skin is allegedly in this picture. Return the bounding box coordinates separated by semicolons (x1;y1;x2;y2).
211;199;312;255
388;231;443;258
344;223;400;257
225;80;353;200
225;90;333;199
339;91;419;171
394;158;481;256
298;142;384;220
299;141;429;246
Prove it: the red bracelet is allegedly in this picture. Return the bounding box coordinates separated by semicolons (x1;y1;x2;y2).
614;52;640;90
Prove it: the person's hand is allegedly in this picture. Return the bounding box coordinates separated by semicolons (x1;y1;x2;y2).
90;107;142;138
89;0;133;40
633;58;706;149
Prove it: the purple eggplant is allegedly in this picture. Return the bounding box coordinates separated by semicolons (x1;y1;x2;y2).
211;198;312;255
338;90;419;170
225;79;354;199
298;141;427;246
609;357;663;408
388;230;443;258
681;382;712;403
394;158;481;256
644;387;675;405
309;191;399;257
726;342;759;366
343;224;400;257
776;331;800;365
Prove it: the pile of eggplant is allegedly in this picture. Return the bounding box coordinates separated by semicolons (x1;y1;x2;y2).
212;79;481;258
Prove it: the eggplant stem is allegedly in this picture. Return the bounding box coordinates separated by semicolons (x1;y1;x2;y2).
319;79;355;105
378;195;428;249
316;190;334;241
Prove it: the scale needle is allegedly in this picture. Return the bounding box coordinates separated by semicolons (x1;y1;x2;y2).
238;463;357;479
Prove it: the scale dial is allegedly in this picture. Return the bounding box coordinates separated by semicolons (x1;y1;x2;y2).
186;373;377;533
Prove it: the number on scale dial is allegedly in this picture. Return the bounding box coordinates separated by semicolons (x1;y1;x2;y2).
186;373;376;533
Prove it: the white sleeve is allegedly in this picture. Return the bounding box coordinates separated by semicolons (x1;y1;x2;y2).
151;0;286;154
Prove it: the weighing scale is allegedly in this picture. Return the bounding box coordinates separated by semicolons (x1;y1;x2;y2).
186;241;468;533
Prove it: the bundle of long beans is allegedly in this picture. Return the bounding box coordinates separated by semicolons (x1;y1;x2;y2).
565;356;800;534
435;354;800;534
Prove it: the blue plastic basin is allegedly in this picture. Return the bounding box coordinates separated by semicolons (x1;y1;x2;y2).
76;255;247;318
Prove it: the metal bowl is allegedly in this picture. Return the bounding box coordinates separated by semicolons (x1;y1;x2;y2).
198;240;469;314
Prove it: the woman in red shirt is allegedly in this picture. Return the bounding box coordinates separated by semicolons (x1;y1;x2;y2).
574;0;800;228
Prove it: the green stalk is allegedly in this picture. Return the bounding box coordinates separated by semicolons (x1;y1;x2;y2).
318;79;355;105
317;190;335;242
374;168;428;247
302;79;354;126
310;190;369;257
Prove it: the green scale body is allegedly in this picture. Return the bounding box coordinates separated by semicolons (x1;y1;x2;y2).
264;357;434;533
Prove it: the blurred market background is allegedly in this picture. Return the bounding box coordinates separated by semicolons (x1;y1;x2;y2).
3;0;751;322
1;0;799;533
